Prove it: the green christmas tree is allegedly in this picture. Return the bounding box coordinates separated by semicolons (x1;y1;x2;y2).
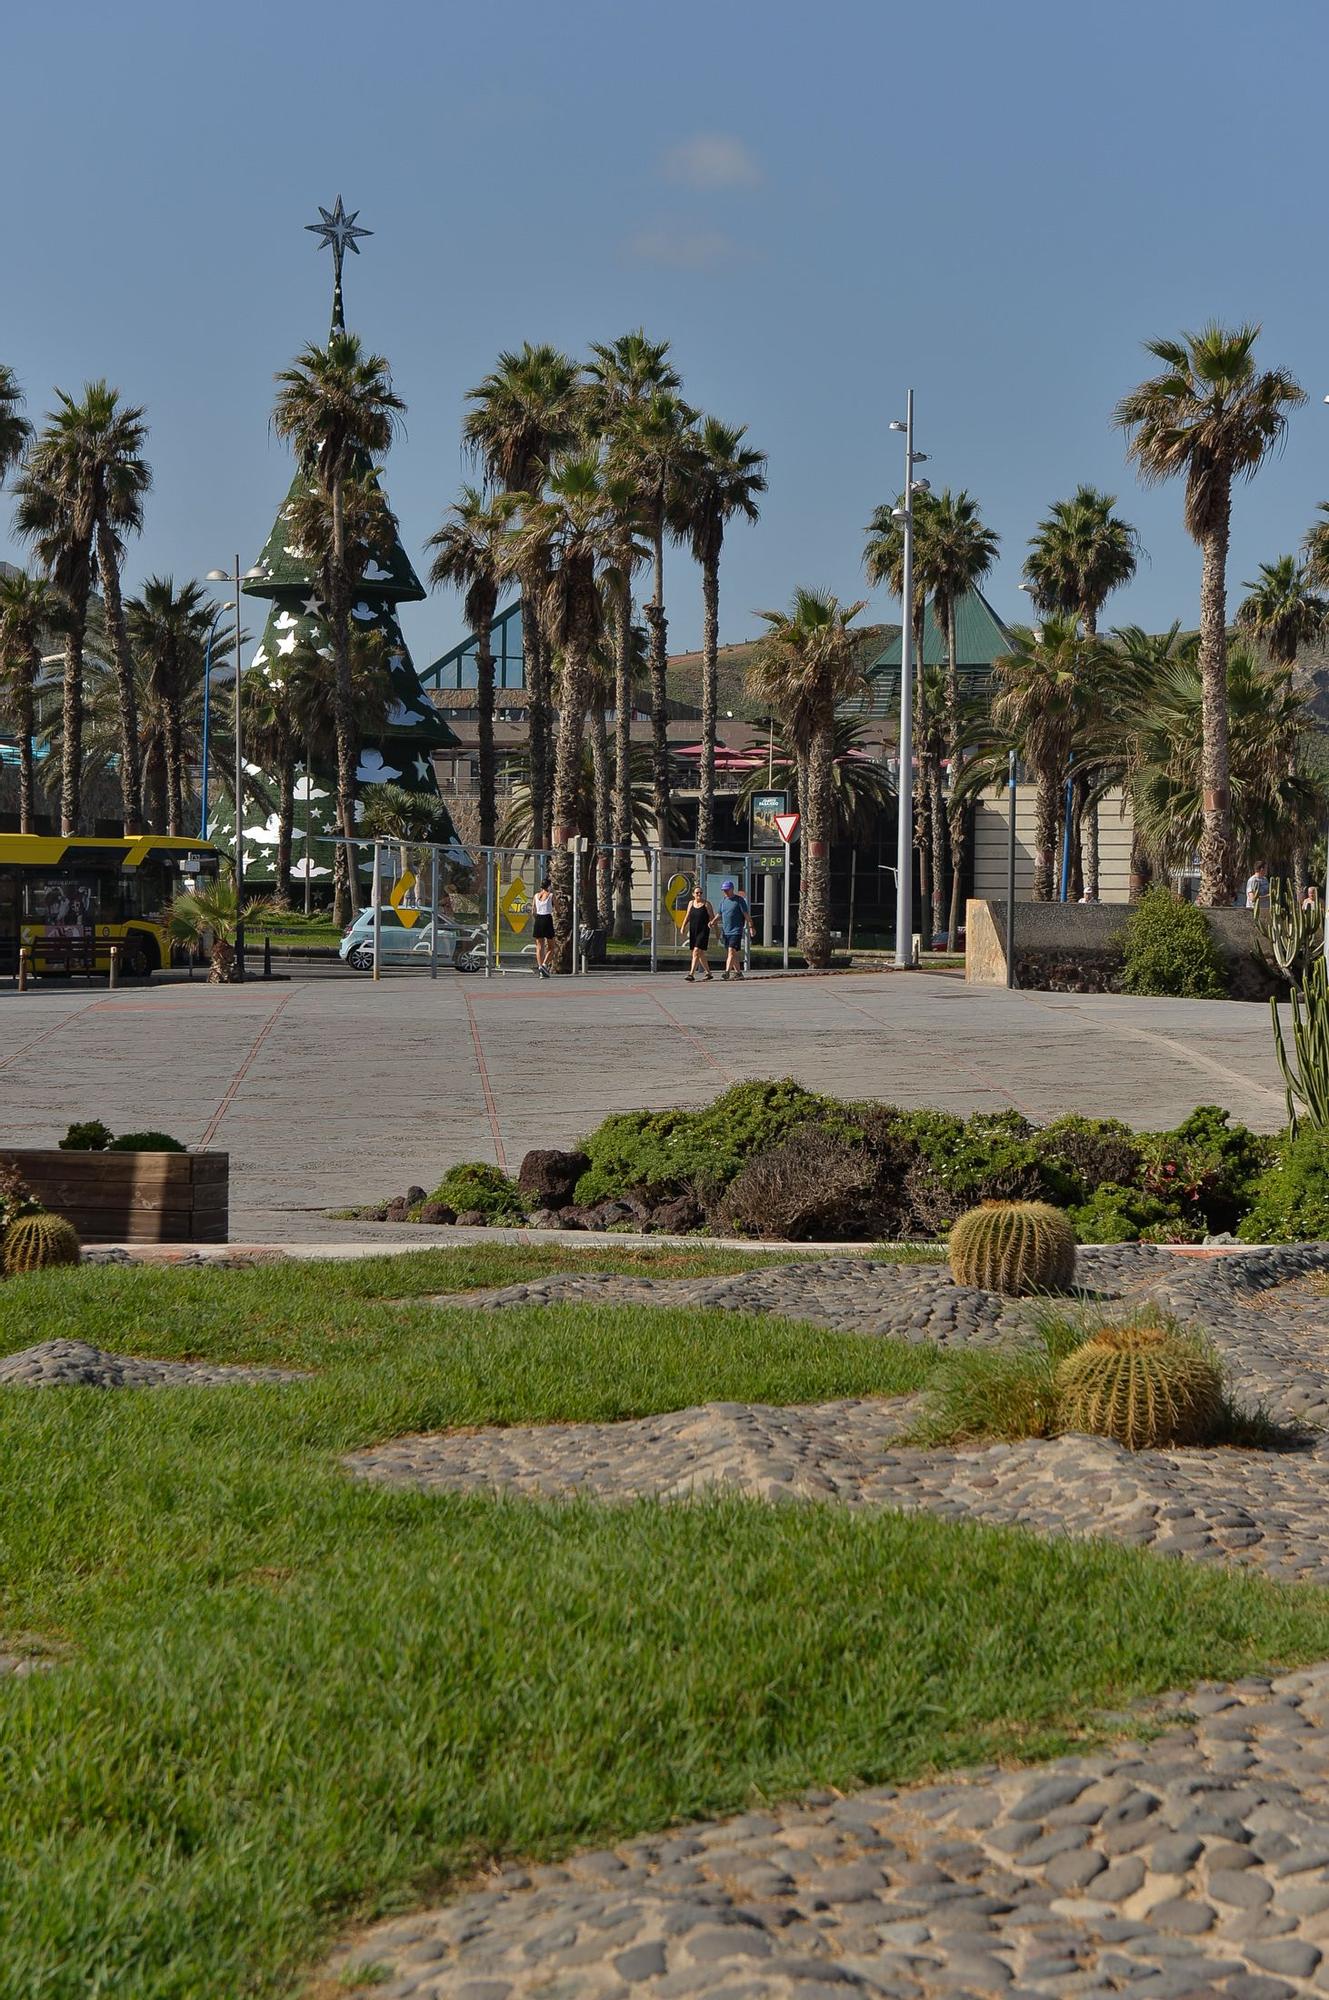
209;199;458;889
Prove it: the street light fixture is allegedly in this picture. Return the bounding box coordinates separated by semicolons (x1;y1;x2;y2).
206;559;262;979
887;391;928;969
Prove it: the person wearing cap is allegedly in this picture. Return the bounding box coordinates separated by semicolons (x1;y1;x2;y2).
718;878;753;981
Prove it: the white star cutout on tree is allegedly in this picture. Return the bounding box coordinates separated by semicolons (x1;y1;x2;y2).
302;594;324;617
277;632;297;656
414;755;430;781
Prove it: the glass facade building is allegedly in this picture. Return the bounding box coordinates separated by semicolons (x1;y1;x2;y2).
421;600;526;691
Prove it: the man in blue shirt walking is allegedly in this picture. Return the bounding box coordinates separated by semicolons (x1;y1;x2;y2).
718;878;753;981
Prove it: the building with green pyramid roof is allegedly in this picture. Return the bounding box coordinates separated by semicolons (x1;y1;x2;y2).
849;588;1014;727
207;202;458;889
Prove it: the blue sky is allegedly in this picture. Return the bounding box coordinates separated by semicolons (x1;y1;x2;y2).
4;0;1328;671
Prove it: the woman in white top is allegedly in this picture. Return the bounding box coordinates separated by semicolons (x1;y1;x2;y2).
531;880;555;978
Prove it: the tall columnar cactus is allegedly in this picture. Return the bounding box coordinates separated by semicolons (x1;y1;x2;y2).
1054;1326;1223;1450
1271;953;1329;1135
2;1211;82;1277
948;1200;1076;1296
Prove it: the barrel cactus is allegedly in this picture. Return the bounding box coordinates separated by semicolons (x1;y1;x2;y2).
1054;1326;1224;1450
2;1211;82;1277
948;1200;1076;1296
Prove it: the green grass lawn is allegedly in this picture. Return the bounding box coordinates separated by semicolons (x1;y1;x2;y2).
6;1252;1329;1998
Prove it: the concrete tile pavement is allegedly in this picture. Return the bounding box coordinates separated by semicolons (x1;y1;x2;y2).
0;968;1292;1237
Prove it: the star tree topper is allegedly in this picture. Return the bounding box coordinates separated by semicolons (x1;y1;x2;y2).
305;196;372;332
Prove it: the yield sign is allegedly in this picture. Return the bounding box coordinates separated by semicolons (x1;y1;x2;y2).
774;812;801;845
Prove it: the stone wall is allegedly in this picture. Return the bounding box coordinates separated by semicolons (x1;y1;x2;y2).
965;899;1281;999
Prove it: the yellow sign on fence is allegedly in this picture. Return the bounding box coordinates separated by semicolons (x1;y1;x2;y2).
500;877;531;934
665;872;691;933
389;871;421;928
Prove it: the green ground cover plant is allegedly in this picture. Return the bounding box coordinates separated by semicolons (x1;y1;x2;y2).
4;1257;1329;1997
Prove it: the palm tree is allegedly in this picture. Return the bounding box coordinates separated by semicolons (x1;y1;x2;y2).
502;456;611;968
15;383;151;835
676;418;767;858
126;578;218;835
1236;555;1326;669
167;871;253;983
989;619;1089;900
240;667;297;902
612;390;699;841
0;365;31;488
0;570;56;831
748;590;867;966
427;486;514;850
1115;324;1304;904
284;631;394;911
921;489;1000;947
273;333;405;924
1025;487;1140;635
587;333;679;933
1130;645;1326;878
464;344;584;855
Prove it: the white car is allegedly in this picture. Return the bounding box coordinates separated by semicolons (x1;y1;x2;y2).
338;908;488;972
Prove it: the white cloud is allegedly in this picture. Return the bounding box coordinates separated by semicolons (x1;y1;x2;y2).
625;225;743;271
661;133;761;192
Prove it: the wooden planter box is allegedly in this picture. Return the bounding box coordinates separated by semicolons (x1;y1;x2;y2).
0;1150;228;1244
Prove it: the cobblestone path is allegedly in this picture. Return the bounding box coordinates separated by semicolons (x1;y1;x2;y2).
329;1246;1329;1997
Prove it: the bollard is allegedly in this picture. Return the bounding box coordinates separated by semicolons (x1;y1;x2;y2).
17;947;29;993
262;935;272;979
108;944;119;991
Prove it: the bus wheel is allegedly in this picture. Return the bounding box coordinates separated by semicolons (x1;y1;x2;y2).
122;937;153;979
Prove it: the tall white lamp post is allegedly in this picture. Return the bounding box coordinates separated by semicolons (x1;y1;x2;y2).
888;394;929;969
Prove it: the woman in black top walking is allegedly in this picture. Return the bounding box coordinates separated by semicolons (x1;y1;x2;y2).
685;885;715;982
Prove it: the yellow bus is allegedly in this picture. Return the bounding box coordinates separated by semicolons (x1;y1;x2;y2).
0;834;221;979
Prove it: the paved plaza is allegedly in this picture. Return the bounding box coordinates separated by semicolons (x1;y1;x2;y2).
0;969;1293;1239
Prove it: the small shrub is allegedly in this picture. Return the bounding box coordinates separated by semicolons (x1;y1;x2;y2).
0;1164;41;1238
106;1131;186;1153
716;1127;885;1241
1067;1183;1183;1244
1034;1115;1143;1199
948;1200;1077;1295
3;1211;81;1276
428;1162;526;1220
1054;1324;1224;1449
1119;888;1225;1000
1239;1128;1329;1242
59;1120;113;1152
1137;1104;1272;1234
574;1079;848;1206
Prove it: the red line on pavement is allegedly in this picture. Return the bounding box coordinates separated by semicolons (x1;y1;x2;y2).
463;992;507;1169
646;993;736;1082
0;997;104;1073
197;989;301;1149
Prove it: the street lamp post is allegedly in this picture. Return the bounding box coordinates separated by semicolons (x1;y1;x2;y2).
206;558;262;979
199;605;226;839
888;393;929;969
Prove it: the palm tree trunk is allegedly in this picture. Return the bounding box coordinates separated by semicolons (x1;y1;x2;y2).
60;620;85;836
1198;500;1235;905
612;580;634;940
697;548;719;855
550;644;590;974
475;596;497;850
1069;773;1087;902
1034;767;1058;901
1084;795;1100;900
944;598;966;950
166;701;185;836
17;645;36;833
96;525;143;836
800;715;833;967
929;759;947;940
144;736;168;832
521;578;549;856
276;731;295;906
330;478;358;927
646;514;670;844
590;696;611;935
